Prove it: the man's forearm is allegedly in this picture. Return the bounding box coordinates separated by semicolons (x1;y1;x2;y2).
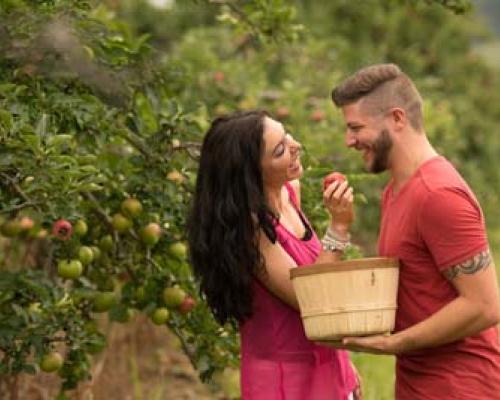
393;296;499;353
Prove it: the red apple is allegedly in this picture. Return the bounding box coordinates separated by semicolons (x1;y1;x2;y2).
276;106;290;120
19;217;34;231
179;296;196;314
140;222;162;246
214;71;225;83
52;219;73;240
323;172;346;191
310;109;326;122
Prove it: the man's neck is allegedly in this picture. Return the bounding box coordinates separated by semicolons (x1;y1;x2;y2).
390;133;438;194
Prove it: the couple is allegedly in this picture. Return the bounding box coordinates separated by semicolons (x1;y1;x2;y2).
187;64;500;399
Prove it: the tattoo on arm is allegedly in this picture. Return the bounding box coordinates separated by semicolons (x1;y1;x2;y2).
444;249;492;281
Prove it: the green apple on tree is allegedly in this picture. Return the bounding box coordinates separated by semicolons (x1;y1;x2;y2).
57;259;83;280
111;213;132;233
74;219;88;236
121;198;143;218
135;286;146;303
39;351;64;373
0;219;22;237
99;235;114;252
92;291;118;313
213;367;241;399
90;246;101;260
168;242;187;260
77;246;94;265
163;285;186;308
151;307;170;325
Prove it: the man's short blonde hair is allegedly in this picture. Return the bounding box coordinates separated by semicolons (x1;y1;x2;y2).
332;63;424;131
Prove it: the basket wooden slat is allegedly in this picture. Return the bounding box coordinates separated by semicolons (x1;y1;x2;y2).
290;257;399;341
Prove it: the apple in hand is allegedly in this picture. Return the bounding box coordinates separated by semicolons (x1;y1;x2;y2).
322;172;346;191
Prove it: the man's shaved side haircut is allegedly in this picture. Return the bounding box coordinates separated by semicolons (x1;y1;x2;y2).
332;63;424;131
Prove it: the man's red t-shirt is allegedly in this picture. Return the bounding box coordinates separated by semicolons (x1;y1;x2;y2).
378;156;500;399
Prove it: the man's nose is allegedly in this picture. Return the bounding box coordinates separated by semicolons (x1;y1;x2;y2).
345;132;357;148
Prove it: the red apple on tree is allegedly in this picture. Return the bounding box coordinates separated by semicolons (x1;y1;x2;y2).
140;222;161;246
179;296;196;314
214;71;225;83
52;219;72;240
276;106;290;120
310;109;326;122
19;216;34;231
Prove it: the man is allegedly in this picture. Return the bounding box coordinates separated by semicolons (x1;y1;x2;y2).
330;63;500;399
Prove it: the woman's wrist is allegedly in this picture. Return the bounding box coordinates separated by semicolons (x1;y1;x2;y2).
321;224;351;252
329;222;350;240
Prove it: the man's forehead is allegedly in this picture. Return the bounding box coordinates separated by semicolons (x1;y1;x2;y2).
342;101;371;123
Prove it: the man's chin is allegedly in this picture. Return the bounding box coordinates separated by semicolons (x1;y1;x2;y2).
365;161;386;174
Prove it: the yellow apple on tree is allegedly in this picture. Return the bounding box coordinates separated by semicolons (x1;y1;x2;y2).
40;352;64;373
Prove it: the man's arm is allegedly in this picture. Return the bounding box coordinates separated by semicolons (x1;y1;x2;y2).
339;249;500;354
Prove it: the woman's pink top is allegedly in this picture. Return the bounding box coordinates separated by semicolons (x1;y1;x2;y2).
240;183;357;399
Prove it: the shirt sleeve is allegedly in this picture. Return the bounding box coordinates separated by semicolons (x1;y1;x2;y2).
418;187;489;272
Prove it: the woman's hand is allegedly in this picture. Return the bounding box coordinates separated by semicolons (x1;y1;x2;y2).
323;179;354;233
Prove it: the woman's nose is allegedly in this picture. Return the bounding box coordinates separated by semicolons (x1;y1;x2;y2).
287;134;302;153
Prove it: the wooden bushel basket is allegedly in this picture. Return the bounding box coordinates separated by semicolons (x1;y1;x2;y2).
290;257;399;341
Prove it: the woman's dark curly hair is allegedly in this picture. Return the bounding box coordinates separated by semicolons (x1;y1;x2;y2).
187;110;278;325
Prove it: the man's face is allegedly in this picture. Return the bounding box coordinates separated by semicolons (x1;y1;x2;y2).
341;101;393;173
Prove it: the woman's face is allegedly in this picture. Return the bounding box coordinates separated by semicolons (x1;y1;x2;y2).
261;116;303;187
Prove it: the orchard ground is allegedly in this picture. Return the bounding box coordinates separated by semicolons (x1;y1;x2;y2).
5;314;222;400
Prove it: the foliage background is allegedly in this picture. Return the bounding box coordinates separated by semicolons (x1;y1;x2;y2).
1;0;499;399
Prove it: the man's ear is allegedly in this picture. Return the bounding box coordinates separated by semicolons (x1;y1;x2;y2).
387;107;406;132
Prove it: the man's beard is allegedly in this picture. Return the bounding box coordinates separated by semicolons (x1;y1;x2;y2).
369;128;392;173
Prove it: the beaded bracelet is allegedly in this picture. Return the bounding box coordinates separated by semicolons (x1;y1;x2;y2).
321;226;351;252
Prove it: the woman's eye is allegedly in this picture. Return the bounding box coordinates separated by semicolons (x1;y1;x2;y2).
275;145;285;156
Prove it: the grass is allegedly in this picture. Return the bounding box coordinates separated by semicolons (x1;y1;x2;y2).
352;353;395;400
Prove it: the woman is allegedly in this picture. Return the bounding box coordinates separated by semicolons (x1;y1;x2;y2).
187;110;360;399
